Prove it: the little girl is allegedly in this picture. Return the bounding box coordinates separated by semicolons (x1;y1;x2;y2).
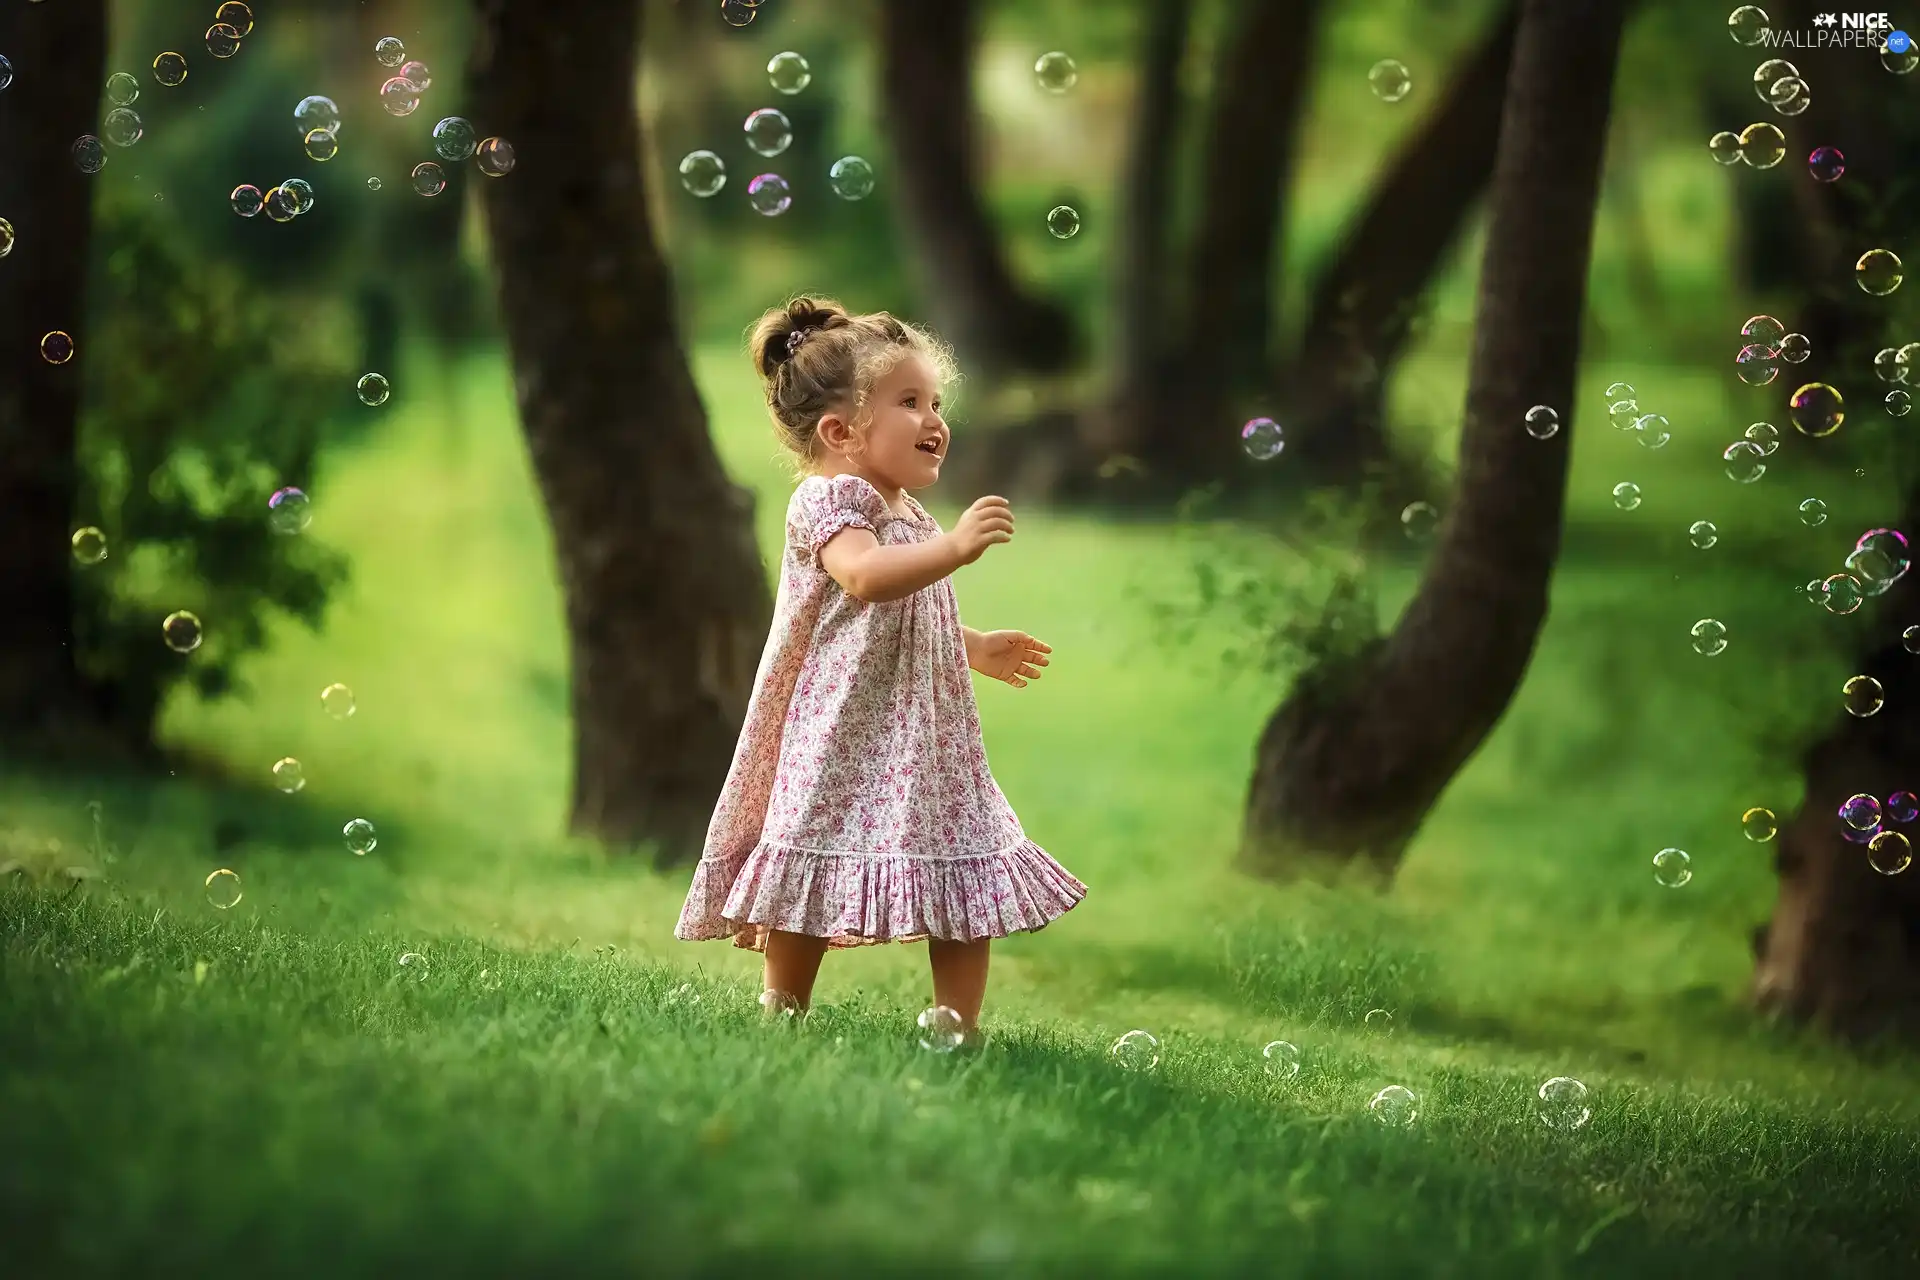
674;296;1087;1033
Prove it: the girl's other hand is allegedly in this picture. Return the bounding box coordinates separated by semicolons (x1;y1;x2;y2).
948;496;1013;566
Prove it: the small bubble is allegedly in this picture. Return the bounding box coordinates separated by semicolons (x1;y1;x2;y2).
320;682;356;720
1109;1029;1160;1070
204;868;243;909
1876;347;1904;383
153;52;188;86
1739;121;1786;168
1046;204;1081;239
1868;830;1911;875
720;0;757;26
1690;618;1728;656
1779;332;1811;363
283;179;314;216
304;128;338;162
1536;1076;1591;1130
367;176;382;191
357;372;390;406
1367;59;1412;102
1365;1008;1394;1034
743;108;792;158
40;331;75;364
476;137;516;178
399;60;432;91
1843;674;1885;717
105;71;140;106
1887;390;1911;418
1604;381;1635;400
70;526;108;565
162;610;202;653
828;155;875;201
379;77;421;117
1856;249;1903;297
72;135;106;174
1728;5;1771;46
916;1005;965;1052
375;36;406;67
1708;131;1743;165
1689;519;1718;549
679;150;726;197
1653;847;1692;887
1798;497;1827;527
1888;790;1920;823
768;50;812;95
1368;1085;1419;1126
1400;501;1439;540
1524;405;1560;439
1241;416;1284;460
1634;414;1671;449
1744;421;1780;454
1035;50;1078;94
271;757;305;794
294;95;340;137
268;486;311;535
1807;147;1844;182
1840;793;1883;831
1261;1040;1302;1079
1822;573;1865;615
397;951;429;981
432;117;477;162
343;818;378;856
1905;624;1920;654
1612;481;1642;510
230;184;264;217
1609;400;1640;429
1742;806;1777;842
1723;440;1767;483
1736;344;1779;386
411;161;447;196
215;3;253;37
1741;314;1786;345
1768;75;1810;116
747;173;792;216
205;22;243;59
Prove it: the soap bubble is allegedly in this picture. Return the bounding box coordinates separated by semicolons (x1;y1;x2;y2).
204;868;243;909
215;2;253;36
304;128;338;162
398;951;430;981
1241;417;1284;461
1261;1040;1301;1079
1691;618;1728;656
153;52;188;86
744;107;792;157
1728;5;1771;45
1689;520;1718;549
1843;674;1885;717
1046;205;1081;239
1604;381;1635;399
431;116;477;162
828;155;875;200
399;60;432;91
1109;1029;1160;1071
768;51;812;95
1778;332;1811;363
1807;147;1845;182
1877;347;1905;383
1612;481;1642;510
1365;1008;1394;1034
380;77;421;117
1739;121;1786;168
1789;383;1844;437
343;818;378;856
1368;59;1412;102
1741;314;1786;345
1883;43;1919;73
40;331;75;364
271;757;305;794
747;173;792;216
262;186;298;222
680;150;726;197
411;161;447;196
1869;830;1912;875
294;95;340;138
283;179;315;215
205;23;242;59
105;71;140;105
1536;1076;1591;1130
1822;573;1865;615
1906;626;1920;655
1401;501;1439;540
162;610;202;653
321;682;356;720
1745;421;1779;454
1368;1085;1419;1126
267;486;311;534
1035;50;1078;94
1888;790;1920;823
375;36;405;67
1709;131;1743;165
1768;75;1810;115
917;1005;966;1052
1634;414;1671;449
720;0;757;28
1736;343;1779;386
357;372;390;405
1840;793;1882;831
1742;806;1777;842
70;527;108;565
1887;390;1912;418
1856;249;1903;296
1652;847;1692;887
1799;497;1828;527
72;135;106;174
1609;400;1640;429
475;137;516;177
1524;405;1560;439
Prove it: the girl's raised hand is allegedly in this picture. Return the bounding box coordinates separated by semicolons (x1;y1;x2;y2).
948;495;1014;566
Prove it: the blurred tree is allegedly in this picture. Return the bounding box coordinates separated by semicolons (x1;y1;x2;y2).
0;1;106;746
877;0;1080;378
1746;0;1920;1039
1239;0;1627;877
470;0;772;862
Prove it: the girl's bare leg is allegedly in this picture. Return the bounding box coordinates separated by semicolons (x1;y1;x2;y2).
762;929;831;1009
928;938;992;1028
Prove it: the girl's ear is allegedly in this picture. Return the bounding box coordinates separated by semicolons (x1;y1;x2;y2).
817;411;849;452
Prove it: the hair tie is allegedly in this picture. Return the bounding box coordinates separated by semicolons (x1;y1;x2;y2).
785;328;812;358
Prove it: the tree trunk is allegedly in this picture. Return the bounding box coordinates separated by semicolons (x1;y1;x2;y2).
0;0;107;744
1276;0;1521;485
876;0;1078;379
469;0;772;862
1241;0;1627;875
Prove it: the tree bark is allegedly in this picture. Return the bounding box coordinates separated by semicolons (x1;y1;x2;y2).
877;0;1078;379
0;1;107;744
469;0;771;862
1241;0;1627;875
1276;0;1520;484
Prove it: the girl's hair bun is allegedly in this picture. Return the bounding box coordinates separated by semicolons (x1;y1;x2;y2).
754;296;851;378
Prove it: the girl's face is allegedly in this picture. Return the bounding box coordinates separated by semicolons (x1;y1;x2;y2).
821;352;948;494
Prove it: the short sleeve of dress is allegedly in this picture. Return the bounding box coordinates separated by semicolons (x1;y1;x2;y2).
789;474;890;565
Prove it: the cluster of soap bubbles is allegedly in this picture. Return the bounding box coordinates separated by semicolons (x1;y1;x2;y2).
1805;529;1911;617
679;55;870;215
1838;789;1917;873
1732;313;1811;390
230;176;315;222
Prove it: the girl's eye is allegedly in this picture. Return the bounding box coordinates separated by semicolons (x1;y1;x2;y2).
903;396;916;408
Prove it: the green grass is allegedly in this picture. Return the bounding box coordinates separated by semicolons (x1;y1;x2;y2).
4;343;1918;1276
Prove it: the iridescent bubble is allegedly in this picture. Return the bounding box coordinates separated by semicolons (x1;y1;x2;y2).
1689;520;1718;549
304;128;338;162
1823;572;1865;615
205;23;243;59
1804;577;1829;606
1768;75;1810;116
271;757;305;794
40;331;75;364
1728;5;1771;46
72;135;106;174
379;77;421;117
320;682;356;720
1844;822;1881;845
1109;1029;1160;1071
1745;421;1779;454
743;107;792;157
916;1005;965;1052
1778;332;1811;363
1799;497;1828;527
1609;400;1640;429
1907;626;1920;655
1807;147;1844;182
399;61;432;91
105;71;140;106
283;178;314;215
1736;344;1780;386
357;372;390;405
1840;793;1883;831
1612;481;1642;510
1368;59;1412;102
1368;1085;1419;1126
267;486;311;534
720;0;757;27
1887;390;1911;418
263;186;298;222
747;172;792;216
1536;1076;1591;1130
680;150;726;197
1741;314;1786;345
1723;441;1766;482
1634;414;1671;449
1524;405;1560;439
768;50;812;95
1035;50;1078;94
1856;249;1903;296
1046;205;1081;239
1789;383;1844;437
828;155;875;200
1241;416;1284;461
1652;847;1692;887
1739;121;1786;168
1742;806;1777;841
1875;347;1904;383
1261;1040;1302;1079
71;526;107;565
1400;501;1439;540
215;2;253;36
411;161;447;196
1888;790;1920;822
0;53;11;91
294;95;341;138
432;116;477;162
153;52;188;86
162;610;203;653
473;137;516;177
1848;544;1903;597
375;36;406;67
1691;618;1728;656
204;868;243;909
398;951;430;981
1868;829;1912;875
1709;131;1743;165
343;818;378;856
1899;343;1920;381
1843;674;1885;717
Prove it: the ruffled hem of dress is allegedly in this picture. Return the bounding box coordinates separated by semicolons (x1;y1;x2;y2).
674;838;1088;952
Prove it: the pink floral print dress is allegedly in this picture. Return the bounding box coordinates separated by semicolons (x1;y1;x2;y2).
675;473;1087;952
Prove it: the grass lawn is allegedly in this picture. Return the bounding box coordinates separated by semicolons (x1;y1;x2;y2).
3;345;1917;1276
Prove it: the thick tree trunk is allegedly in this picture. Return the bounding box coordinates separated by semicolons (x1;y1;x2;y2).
0;1;107;744
1275;1;1520;485
470;0;771;862
877;0;1078;379
1241;0;1627;875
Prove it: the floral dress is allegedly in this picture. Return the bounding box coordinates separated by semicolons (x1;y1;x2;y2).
675;473;1087;951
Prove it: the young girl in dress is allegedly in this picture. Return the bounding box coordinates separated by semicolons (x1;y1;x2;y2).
675;296;1087;1034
